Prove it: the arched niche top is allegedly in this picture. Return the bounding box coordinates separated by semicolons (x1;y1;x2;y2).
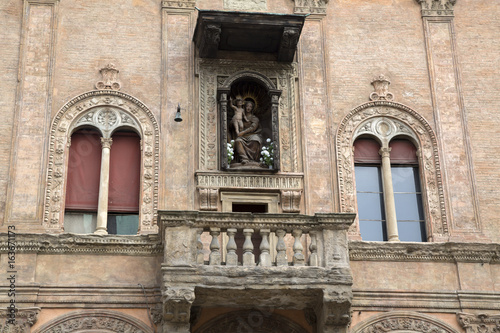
350;311;459;333
43;90;160;234
220;70;280;94
32;310;153;333
336;100;449;241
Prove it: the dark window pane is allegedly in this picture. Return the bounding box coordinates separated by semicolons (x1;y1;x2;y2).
357;193;385;220
398;221;426;242
394;193;424;221
355;166;383;192
359;220;387;241
392;166;420;192
108;214;139;235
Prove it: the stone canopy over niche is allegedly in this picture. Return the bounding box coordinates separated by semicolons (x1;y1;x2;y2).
193;10;306;62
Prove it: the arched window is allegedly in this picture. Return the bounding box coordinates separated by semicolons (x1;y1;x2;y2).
64;128;141;235
354;137;426;242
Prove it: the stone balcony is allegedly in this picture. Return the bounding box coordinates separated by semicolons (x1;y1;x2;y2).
158;210;356;332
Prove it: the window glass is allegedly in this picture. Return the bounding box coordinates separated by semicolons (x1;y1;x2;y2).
359;221;387;241
392;166;420;192
108;214;139;235
64;212;97;234
397;221;426;242
355;165;383;192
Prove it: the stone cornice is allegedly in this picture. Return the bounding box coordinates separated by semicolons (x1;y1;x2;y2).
349;241;500;263
159;210;356;232
0;233;162;255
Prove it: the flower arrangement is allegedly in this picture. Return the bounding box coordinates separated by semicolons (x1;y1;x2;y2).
227;140;235;165
260;138;274;167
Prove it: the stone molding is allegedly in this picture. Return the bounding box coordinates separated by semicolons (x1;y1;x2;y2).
458;312;500;333
196;59;299;173
349;241;500;263
0;307;40;333
294;0;329;15
32;310;153;333
0;233;162;255
160;210;355;232
162;0;196;9
415;0;456;17
336;100;448;240
43;90;160;233
351;311;459;333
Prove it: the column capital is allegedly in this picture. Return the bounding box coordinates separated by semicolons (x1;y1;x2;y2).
100;137;113;149
415;0;456;17
379;147;391;158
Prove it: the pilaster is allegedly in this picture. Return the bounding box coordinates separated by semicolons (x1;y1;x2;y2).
416;0;482;238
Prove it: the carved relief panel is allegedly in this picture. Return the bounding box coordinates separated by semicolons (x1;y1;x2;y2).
197;59;300;173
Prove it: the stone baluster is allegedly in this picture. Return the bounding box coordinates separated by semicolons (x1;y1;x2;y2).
196;229;204;265
242;229;255;266
292;229;305;266
209;228;221;265
276;229;288;266
308;231;319;266
226;228;238;266
259;229;271;266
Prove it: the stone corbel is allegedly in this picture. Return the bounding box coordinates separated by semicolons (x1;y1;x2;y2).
199;188;218;211
278;27;301;62
316;289;352;333
162;287;195;332
293;0;329;15
199;24;221;59
415;0;457;17
0;307;40;333
457;312;500;333
281;190;302;213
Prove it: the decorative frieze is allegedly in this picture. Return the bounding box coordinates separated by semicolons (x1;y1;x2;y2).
458;313;500;333
416;0;456;17
224;0;267;11
294;0;329;15
196;172;303;190
162;0;196;9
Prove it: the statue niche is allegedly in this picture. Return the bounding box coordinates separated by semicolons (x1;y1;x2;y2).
218;73;281;171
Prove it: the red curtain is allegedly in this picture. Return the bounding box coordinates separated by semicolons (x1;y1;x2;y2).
354;139;381;163
108;131;141;212
389;139;418;164
65;129;102;211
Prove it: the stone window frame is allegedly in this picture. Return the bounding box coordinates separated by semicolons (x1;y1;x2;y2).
43;90;159;234
336;101;448;242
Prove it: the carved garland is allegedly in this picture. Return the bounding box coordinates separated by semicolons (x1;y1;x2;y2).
336;101;448;240
43;90;160;233
351;311;459;333
197;59;299;173
32;310;153;333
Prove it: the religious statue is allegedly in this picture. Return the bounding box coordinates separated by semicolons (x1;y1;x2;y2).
230;100;264;167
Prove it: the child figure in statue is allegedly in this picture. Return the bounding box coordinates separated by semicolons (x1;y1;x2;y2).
229;97;249;135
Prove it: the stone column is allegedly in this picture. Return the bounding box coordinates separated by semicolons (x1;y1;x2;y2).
379;147;399;242
95;138;112;235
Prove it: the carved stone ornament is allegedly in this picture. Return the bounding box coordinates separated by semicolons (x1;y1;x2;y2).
162;287;195;323
193;309;308;333
336;100;448;241
199;188;218;211
162;0;196;9
43;90;160;233
294;0;329;15
370;74;394;101
197;59;299;173
281;190;302;212
0;307;40;333
351;311;459;333
321;289;353;328
96;63;121;91
457;312;500;333
415;0;457;16
32;310;153;333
